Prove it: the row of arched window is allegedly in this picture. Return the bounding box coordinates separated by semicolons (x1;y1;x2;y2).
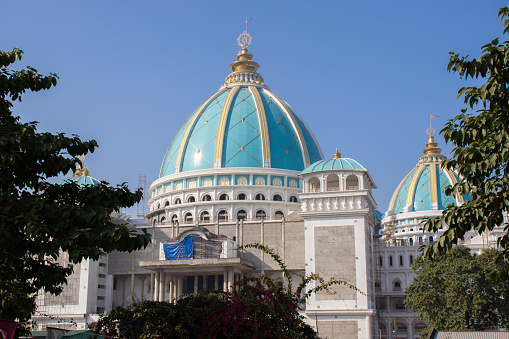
307;174;359;193
154;193;298;210
378;254;414;268
155;209;285;225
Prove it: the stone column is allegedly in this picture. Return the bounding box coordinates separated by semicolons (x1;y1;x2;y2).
169;275;174;303
223;267;228;291
227;268;233;291
406;318;413;339
214;274;219;290
194;275;199;294
154;271;159;301
203;275;208;291
159;272;166;302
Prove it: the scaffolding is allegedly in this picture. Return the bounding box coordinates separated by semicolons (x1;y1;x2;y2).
137;174;149;217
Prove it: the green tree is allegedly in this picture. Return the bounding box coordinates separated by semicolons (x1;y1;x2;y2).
405;247;509;337
423;7;509;278
0;48;151;327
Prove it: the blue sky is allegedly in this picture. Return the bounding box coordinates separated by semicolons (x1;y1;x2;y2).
2;1;506;215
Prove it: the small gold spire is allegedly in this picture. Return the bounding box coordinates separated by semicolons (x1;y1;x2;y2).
419;127;446;163
422;127;442;155
73;155;90;177
333;148;342;159
224;32;265;87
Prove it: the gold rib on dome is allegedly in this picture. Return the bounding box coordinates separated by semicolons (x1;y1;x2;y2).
263;89;311;167
249;86;271;167
405;166;425;208
214;86;240;167
429;163;438;205
175;90;222;173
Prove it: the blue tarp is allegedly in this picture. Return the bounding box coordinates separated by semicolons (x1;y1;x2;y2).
163;237;194;260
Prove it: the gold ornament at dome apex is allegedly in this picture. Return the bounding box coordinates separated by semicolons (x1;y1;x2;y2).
237;31;252;48
333;148;342;159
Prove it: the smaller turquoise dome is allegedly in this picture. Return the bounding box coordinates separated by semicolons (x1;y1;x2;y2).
54;176;101;186
54;166;101;187
387;135;469;214
301;158;366;174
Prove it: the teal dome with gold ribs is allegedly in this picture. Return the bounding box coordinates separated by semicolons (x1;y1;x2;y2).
387;132;469;215
159;33;323;178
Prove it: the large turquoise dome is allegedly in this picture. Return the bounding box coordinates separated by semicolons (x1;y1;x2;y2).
159;44;323;178
387;134;469;214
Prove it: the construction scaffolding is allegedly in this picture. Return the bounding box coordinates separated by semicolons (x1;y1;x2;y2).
137;174;149;217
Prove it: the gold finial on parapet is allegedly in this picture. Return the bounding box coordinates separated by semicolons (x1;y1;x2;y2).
73;155;90;177
333;148;342;159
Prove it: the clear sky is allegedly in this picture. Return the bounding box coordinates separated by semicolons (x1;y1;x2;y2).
2;1;506;216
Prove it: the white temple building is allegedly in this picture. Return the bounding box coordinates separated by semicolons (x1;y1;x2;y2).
32;32;506;339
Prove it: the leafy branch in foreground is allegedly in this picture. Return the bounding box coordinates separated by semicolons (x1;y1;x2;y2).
0;47;151;331
422;7;509;279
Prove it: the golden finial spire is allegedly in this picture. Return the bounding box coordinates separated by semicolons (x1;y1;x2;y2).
419;127;446;163
333;148;342;159
73;155;90;177
223;31;265;87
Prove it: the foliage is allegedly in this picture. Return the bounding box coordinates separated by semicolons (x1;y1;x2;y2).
95;244;360;338
422;7;509;278
405;247;509;336
0;48;151;327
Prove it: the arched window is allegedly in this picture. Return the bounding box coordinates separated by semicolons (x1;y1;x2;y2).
202;194;212;201
379;256;383;267
218;210;229;222
255;210;266;219
289;196;298;203
396;323;407;334
255;193;265;201
203;178;212;187
273;194;282;201
409;255;414;265
175;182;183;190
200;211;210;222
165;201;170;207
237;209;247;220
393;281;402;291
375;281;381;289
346;175;359;190
237;176;247;185
274;211;284;219
187;196;196;203
174;198;182;205
326;173;339;191
409;238;414;245
156;203;160;209
272;177;282;186
171;214;178;224
389;255;393;267
152;219;156;226
184;212;193;223
288;179;298;188
237;193;247;200
308;177;320;192
219;193;229;201
399;255;404;266
429;236;434;243
394;301;405;310
160;217;166;223
418;237;423;244
220;177;229;186
188;180;196;188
